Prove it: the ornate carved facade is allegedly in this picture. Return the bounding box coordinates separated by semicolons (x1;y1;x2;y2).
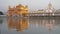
7;4;28;17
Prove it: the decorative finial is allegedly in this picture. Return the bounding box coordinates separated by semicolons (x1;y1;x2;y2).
48;0;52;7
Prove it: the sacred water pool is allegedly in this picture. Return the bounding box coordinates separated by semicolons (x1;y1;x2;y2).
0;17;60;34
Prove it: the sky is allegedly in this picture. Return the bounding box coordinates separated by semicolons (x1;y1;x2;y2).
0;0;60;12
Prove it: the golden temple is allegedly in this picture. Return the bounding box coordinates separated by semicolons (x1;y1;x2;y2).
7;4;28;17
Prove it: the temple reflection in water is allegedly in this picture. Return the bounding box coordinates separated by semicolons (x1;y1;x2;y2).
29;17;60;31
6;18;29;31
6;17;60;32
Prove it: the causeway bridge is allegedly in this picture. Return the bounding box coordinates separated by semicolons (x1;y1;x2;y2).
25;13;60;17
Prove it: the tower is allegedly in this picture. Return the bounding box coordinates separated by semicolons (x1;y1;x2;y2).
7;5;13;16
48;2;52;10
8;5;12;10
45;0;55;13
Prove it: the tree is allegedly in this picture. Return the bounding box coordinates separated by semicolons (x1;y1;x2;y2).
0;11;4;15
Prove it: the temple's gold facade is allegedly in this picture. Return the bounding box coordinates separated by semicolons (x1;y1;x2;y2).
7;4;28;17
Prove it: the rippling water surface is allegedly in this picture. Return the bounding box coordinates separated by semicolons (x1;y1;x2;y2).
0;17;60;34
